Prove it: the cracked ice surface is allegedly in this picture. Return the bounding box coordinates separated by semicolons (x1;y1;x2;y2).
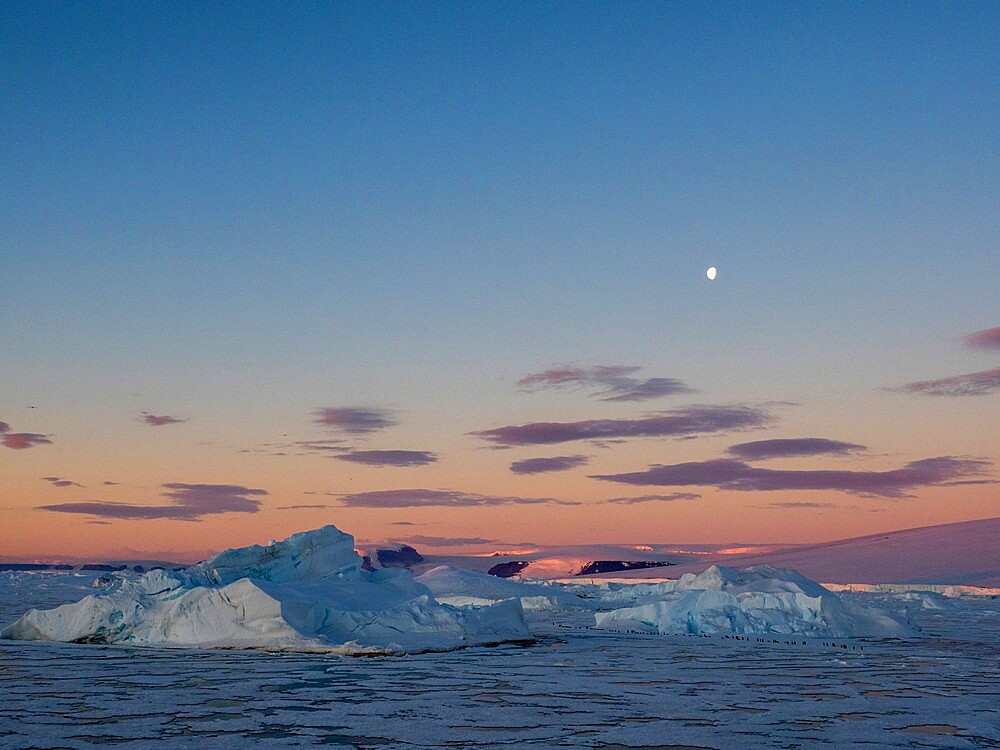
0;570;998;749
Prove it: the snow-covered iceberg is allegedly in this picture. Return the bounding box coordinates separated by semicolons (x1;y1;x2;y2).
415;565;585;610
593;565;914;638
0;525;531;654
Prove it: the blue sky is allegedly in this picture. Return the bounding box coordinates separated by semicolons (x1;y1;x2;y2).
2;2;997;557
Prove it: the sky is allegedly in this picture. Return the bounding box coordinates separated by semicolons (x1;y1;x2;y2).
2;1;998;561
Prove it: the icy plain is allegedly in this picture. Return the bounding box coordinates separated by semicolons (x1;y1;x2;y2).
1;525;998;747
1;570;998;747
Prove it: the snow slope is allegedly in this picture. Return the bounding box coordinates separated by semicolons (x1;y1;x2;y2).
419;543;785;578
0;525;531;654
594;565;915;637
588;518;1000;586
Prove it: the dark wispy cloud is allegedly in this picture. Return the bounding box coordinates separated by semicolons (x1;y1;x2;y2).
337;488;581;508
603;492;701;505
102;481;119;486
42;476;83;488
140;412;187;427
518;364;694;402
727;438;866;460
1;424;52;449
39;483;267;520
334;450;438;467
888;326;1000;396
763;502;838;509
889;367;1000;397
591;456;991;498
390;521;419;526
395;535;498;547
276;503;330;510
964;326;1000;351
938;479;999;487
314;407;396;434
473;405;770;447
510;455;589;475
295;440;349;452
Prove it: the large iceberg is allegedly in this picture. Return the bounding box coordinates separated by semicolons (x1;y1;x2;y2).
593;565;914;638
1;525;531;654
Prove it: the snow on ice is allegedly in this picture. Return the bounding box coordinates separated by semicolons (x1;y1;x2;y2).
0;525;531;654
1;525;921;654
593;564;915;637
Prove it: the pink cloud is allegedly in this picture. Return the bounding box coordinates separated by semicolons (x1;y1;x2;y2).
603;492;701;504
394;535;498;547
141;412;187;426
334;450;438;467
474;405;770;447
0;420;51;449
591;456;992;498
314;407;396;434
728;438;866;460
890;367;1000;397
337;488;581;508
42;476;83;488
2;432;52;450
510;455;589;474
518;364;693;401
39;483;266;520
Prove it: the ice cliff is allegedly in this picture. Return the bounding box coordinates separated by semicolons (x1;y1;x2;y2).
594;565;914;637
0;525;531;654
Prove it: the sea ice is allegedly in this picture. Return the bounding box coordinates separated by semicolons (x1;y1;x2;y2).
594;565;914;637
0;525;531;654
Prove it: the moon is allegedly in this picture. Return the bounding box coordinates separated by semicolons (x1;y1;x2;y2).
707;266;717;280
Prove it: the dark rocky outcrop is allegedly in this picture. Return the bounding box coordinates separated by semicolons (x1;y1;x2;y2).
487;561;531;578
576;560;674;576
376;546;424;568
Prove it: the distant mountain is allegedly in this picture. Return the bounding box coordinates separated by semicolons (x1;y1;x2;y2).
599;518;1000;587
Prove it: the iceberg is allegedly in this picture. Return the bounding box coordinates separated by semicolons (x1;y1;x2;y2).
415;565;585;610
0;525;531;654
593;565;914;638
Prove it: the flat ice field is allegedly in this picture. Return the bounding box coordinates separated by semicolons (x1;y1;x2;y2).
1;546;998;748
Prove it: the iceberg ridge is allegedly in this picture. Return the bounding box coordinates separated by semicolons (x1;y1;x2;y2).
594;565;914;638
1;525;531;654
